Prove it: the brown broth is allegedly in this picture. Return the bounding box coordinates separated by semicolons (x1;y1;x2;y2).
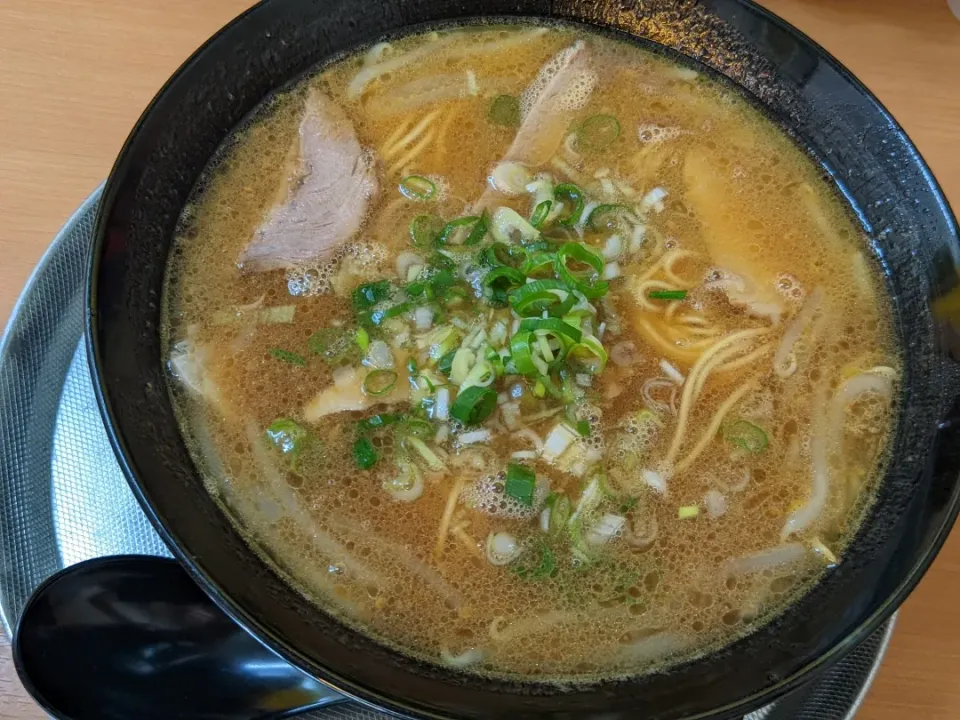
163;24;899;682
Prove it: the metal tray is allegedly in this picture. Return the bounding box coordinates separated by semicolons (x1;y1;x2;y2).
0;187;895;719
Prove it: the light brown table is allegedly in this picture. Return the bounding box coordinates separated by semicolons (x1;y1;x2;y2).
1;1;959;718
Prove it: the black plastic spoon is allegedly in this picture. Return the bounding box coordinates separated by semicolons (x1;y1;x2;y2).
13;555;347;720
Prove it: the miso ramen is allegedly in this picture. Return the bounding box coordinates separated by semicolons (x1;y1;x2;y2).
163;24;899;680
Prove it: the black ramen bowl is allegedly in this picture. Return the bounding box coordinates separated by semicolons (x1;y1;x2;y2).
86;1;960;718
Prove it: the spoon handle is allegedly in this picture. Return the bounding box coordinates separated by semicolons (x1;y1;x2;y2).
14;555;347;720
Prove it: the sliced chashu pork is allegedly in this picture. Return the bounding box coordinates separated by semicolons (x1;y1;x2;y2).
304;366;410;422
474;41;596;210
239;89;378;272
507;40;596;165
682;149;784;323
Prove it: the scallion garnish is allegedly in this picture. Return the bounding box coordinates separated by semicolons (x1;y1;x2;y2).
648;289;688;301
450;386;497;425
553;183;585;226
484;266;526;291
399;175;437;201
355;326;370;351
509;331;538;375
505;462;536;506
401;418;434;439
352;436;379;470
428;252;456;271
724;420;769;453
488;94;520;127
308;327;360;364
546;494;571;535
465;211;489;246
409;214;445;247
530;200;552;229
437;350;457;376
521;250;557;278
509;279;573;317
481;242;525;269
352;280;391;311
576;419;591;437
265;418;309;470
366;302;410;326
268;348;306;366
517;317;583;344
577;114;621;151
568;335;608;374
555;242;609;299
515;541;555;580
587;203;630;231
437;215;481;246
362;369;398;396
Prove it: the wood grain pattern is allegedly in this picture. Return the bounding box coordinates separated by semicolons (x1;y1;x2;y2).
1;1;958;717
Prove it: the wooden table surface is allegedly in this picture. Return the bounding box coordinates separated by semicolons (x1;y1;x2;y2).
2;1;959;717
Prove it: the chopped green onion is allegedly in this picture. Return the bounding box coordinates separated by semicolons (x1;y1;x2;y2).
619;496;639;513
648;289;688;301
578;114;621;151
481;242;525;269
352;436;378;470
268;348;306;366
358;413;403;431
401;418;434;439
553;183;585;227
426;325;461;360
530;200;552;229
724;420;769;453
556;242;609;299
546;493;571;535
514;542;555;580
352;280;392;311
491;207;540;244
399;175;436;201
437;350;456;376
428;252;456;271
308;327;360;364
409;214;445;247
568;335;608;374
521;251;558;278
367;302;410;326
484;266;526;292
362;369;398;396
436;215;481;246
465;211;489;246
488;94;520;127
576;419;591;437
450;347;476;385
508;279;570;316
505;462;536;506
406;357;419;375
678;505;700;519
587;203;630;231
450;386;497;425
518;317;583;343
356;327;370;352
509;331;538;375
265;418;308;469
418;373;437;393
406;282;426;298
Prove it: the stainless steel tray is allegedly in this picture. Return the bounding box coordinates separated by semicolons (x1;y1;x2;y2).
0;186;895;720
